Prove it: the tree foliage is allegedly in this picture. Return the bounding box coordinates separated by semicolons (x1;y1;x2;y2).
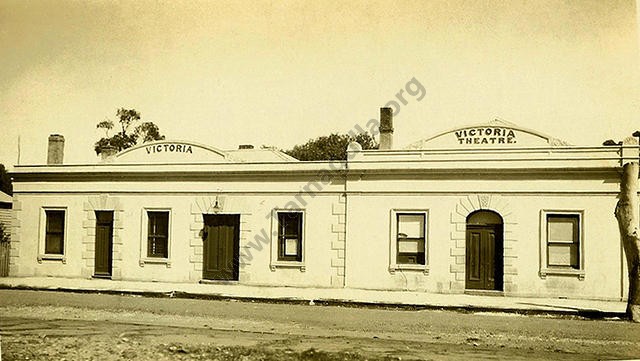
0;164;12;196
94;108;165;155
284;132;378;161
603;139;622;146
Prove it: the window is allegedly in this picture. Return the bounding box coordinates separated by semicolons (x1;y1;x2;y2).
546;215;579;268
139;208;172;267
147;211;169;258
270;209;306;271
277;212;302;262
389;210;428;273
396;214;426;265
45;210;65;255
540;210;584;279
38;207;67;263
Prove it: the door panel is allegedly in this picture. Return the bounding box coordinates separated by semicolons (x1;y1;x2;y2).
94;211;113;277
467;231;481;282
466;226;502;291
203;215;239;280
486;231;495;289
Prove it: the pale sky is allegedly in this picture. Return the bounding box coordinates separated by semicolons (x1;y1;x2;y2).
1;0;639;167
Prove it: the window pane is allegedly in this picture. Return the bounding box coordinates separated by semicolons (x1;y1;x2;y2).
284;238;298;256
548;216;576;243
148;236;168;258
148;212;169;237
398;239;424;253
155;237;166;255
398;214;424;238
279;213;301;236
397;252;425;265
548;244;570;266
548;244;579;268
46;210;64;233
45;233;63;254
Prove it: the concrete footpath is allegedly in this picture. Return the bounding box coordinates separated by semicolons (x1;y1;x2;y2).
0;276;628;317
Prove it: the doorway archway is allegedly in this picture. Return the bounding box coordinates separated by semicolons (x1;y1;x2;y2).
466;210;503;291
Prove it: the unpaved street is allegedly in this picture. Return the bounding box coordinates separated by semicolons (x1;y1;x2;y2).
0;289;639;360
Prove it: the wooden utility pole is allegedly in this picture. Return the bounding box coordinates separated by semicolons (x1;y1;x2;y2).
615;135;640;322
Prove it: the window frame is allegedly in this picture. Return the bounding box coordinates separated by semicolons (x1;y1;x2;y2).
270;209;306;271
277;212;303;262
389;209;429;274
139;208;172;267
539;210;585;280
38;207;67;263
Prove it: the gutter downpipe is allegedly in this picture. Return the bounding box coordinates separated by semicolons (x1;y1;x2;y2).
343;140;365;289
343;154;349;289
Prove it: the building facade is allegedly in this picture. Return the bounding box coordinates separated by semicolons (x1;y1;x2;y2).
9;111;634;301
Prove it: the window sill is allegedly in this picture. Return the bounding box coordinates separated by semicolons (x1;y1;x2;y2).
270;261;306;272
139;258;172;268
37;254;66;264
389;264;429;275
539;268;585;280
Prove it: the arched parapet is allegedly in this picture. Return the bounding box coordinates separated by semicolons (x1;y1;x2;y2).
449;194;519;294
112;140;230;164
406;119;570;149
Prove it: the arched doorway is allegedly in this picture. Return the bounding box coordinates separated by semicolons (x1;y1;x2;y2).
466;210;503;291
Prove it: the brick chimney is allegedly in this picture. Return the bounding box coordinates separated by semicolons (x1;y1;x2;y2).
47;134;65;165
379;108;393;150
100;145;118;162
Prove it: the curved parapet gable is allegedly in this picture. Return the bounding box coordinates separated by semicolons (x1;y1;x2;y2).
114;140;230;163
406;119;571;149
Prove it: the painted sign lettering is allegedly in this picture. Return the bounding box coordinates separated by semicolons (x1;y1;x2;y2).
455;127;517;145
145;143;193;154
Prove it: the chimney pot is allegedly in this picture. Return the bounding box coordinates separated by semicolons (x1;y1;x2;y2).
379;108;394;150
47;134;65;165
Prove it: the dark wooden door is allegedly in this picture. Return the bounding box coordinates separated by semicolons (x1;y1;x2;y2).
203;214;239;280
94;211;113;278
465;226;502;290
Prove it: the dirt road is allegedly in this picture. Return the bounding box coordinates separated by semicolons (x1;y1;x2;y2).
0;289;638;360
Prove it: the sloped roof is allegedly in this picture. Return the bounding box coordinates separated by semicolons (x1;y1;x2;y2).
227;148;298;162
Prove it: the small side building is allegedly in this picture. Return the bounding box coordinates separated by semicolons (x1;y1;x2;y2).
0;190;12;276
